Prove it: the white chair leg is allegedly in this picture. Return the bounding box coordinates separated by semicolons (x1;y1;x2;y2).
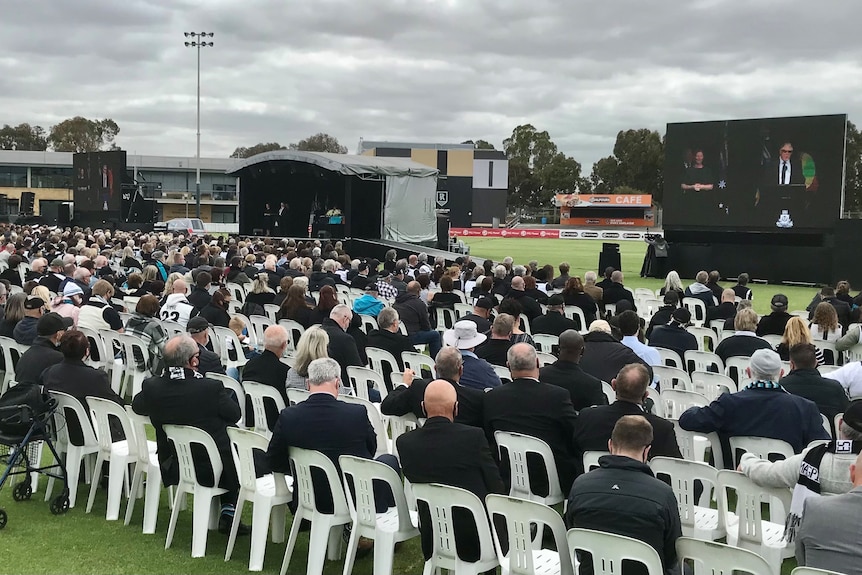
326;521;343;561
270;503;286;543
66;448;84;508
165;489;185;550
248;502;271;571
106;457;126;520
85;453;106;514
124;465;143;526
308;520;335;575
191;492;214;558
341;522;360;575
372;532;396;575
142;469;161;534
279;509;305;575
224;495;247;562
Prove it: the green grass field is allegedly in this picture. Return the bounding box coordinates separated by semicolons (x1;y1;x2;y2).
462;237;820;316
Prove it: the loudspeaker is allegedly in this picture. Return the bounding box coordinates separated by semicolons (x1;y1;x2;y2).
58;203;73;225
19;192;35;215
317;230;332;239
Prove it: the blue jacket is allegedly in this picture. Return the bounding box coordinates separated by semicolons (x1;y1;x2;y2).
352;295;384;317
459;350;502;390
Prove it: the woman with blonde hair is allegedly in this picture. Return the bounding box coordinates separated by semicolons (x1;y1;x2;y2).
31;285;52;311
807;303;841;345
285;326;349;393
245;272;275;307
659;270;685;299
776;316;825;365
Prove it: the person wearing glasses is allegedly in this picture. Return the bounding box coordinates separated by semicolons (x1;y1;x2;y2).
758;141;806;226
771;142;805;186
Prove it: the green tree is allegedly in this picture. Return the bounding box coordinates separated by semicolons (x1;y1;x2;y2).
289;133;347;154
507;157;541;208
48;116;120;152
230;142;286;158
612;128;664;200
844;120;862;213
589;156;621;194
540;152;582;194
503;124;571;209
461;139;496;150
0;123;48;151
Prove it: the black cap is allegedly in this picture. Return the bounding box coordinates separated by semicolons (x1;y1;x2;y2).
36;312;73;335
24;296;46;310
842;400;862;433
475;297;495;310
671;307;691;325
547;294;565;306
771;294;788;310
187;316;211;334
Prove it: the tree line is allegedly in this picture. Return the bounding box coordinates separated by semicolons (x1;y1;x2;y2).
0;117;119;153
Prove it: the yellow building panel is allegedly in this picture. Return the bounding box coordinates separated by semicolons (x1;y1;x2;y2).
159;203;213;221
361;149;375;156
3;187;73;215
410;149;438;169
446;150;474;177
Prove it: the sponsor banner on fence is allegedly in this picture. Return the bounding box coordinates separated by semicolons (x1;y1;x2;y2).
450;228;652;241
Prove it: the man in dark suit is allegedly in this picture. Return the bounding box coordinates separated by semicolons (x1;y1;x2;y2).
132;335;245;533
539;330;607;412
398;379;504;563
573;363;682;473
381;347;484;427
764;141;805;187
277;202;289;233
266;357;398;514
601;270;636;312
779;343;849;435
241;325;290;430
15;312;70;385
503;276;543;321
366;307;415;370
483;343;579;496
321;304;364;385
532;294;578;337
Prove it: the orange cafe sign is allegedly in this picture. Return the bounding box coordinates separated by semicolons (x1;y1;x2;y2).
554;194;652;208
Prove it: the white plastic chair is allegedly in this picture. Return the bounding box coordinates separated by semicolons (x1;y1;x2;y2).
124;407;162;534
672;422;725;469
386;413;420;458
338;394;390;457
650;457;724;541
645;387;664;417
45;391;100;509
684;350;724;376
493;364;512;383
760;334;783;348
635;287;656;300
566;527;664;575
791;568;850;575
602;302;616;318
486;494;574;575
532;334;559;354
454;302;473;318
277;319;306;352
717;470;793;575
686;326;718;352
339;455;420;575
683;297;708;328
411;483;500;575
0;336;27;393
118;332;153;398
359;313;379;334
844;343;862;363
494;431;564;506
249;315;274;347
206;372;245;427
563;306;588;333
536;351;557;367
639;298;664;320
434;307;459;332
263;303;280;322
813;340;841;365
690;371;737;401
242;381;287;438
600;381;615;404
212;326;249;372
346;366;388;402
518;313;532;335
286;388;311;405
581;451;609;473
724;356;752;388
366;347;400;379
401;351;436;379
708;318;726;341
654;346;684;369
661;389;709;420
85;397;135;521
817;364;841;376
676;537;773;575
163;424;228;558
727;436;794;468
225;428;293;571
280;447;353;575
76;326;110;370
653;365;692;391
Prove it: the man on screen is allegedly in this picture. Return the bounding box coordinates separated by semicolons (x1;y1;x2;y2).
769;142;805;186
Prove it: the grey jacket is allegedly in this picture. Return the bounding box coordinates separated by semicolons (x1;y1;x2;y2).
796;487;862;573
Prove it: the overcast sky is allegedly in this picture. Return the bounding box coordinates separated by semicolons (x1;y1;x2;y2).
1;0;859;168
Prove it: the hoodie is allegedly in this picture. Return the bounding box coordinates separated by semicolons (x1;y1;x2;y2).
352;294;384;317
394;292;431;334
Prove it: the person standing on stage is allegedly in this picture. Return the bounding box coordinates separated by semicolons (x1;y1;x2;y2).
262;203;274;235
276;202;289;234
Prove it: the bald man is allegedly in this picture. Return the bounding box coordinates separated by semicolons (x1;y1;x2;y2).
502;275;542;321
397;379;504;562
160;277;195;328
241;325;290;429
539;330;608;411
707;288;738;322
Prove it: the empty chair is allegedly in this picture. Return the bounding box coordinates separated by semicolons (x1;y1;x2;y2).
434;307;459;332
401;351;436;379
346;365;388;402
45;391;100;508
486;494;574;575
686;326;718;353
650;457;724;541
338;394;390;457
411;483;500;575
366;347;400;380
724;356;752;388
242;381;287;438
566;527;664;575
225;428;293;571
277;319;305;352
717;470;793;575
676;537;772;575
727;436;794;467
358;313;379;334
536;351;557;367
532;334;559;355
690;371;737;401
684;350;724;375
682;297;708;328
660;389;709;420
339;455;420;575
654;346;684;369
280;447;353;575
494;431;564;507
117;332;153;398
123;407;162;534
653;365;692;391
85;396;136;521
163;424;228;558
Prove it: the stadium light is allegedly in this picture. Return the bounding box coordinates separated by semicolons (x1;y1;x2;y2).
183;31;215;219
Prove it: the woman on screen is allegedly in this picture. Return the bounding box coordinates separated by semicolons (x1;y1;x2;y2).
681;150;714;193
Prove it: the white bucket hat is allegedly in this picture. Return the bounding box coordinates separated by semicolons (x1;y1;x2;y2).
443;320;487;349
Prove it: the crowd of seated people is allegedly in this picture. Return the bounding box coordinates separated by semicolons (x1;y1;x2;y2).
2;222;862;573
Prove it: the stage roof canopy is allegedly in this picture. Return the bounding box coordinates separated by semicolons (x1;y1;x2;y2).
226;150;439;179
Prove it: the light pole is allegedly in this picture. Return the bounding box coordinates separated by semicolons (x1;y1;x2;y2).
184;31;214;219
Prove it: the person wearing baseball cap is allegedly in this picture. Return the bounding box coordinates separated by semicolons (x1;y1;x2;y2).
458;296;495;335
680;348;830;468
185;316;225;376
532;293;578;337
645;307;699;362
13;312;72;384
13;296;47;345
442;320;501;390
755;293;792;337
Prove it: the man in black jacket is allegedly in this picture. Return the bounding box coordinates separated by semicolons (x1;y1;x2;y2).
580;321;653;385
484;343;579;496
756;293;792;336
539;330;608;412
474;313;514;367
398;379;504;562
780;343;849;434
321;304;365;386
566;415;682;574
393;281;441;358
573;363;682;473
647;307;699;361
186;271;212;315
458;297;494;335
503;276;543;321
381;347;484;427
601;270;637;312
186;317;226;376
706;288;737;322
645;291;679;339
241;325;290;430
132;335;244;533
16;312;71;384
366;307;415;370
532;294;578;337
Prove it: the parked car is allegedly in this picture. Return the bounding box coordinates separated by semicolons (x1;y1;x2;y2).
159;218;205;236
